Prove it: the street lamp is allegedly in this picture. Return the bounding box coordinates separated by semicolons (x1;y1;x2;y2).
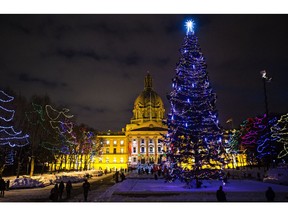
260;70;272;117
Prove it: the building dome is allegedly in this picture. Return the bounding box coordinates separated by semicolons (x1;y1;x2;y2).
131;72;165;124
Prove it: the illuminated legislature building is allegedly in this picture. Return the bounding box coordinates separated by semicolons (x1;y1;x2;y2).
93;73;168;171
52;73;247;172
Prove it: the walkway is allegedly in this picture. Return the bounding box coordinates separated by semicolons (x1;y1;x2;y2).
93;171;288;202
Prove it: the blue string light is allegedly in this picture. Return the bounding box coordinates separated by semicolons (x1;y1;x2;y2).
0;90;29;148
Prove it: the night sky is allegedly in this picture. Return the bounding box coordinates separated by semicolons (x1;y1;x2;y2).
1;14;288;132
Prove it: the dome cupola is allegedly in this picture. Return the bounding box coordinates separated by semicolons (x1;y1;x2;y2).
131;72;165;124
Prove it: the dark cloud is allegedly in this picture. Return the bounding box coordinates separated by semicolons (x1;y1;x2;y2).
153;57;170;67
74;104;109;114
18;73;67;88
123;52;141;66
121;72;132;79
56;48;108;61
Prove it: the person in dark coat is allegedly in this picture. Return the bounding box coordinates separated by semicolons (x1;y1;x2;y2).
66;180;72;199
115;171;119;183
265;186;275;201
6;179;10;191
82;179;91;202
120;172;125;182
58;181;65;200
216;186;227;201
154;173;158;180
0;177;6;197
49;184;59;202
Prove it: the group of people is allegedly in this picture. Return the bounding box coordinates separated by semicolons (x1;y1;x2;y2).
216;185;276;202
49;180;72;201
113;170;126;183
50;179;91;202
0;177;10;197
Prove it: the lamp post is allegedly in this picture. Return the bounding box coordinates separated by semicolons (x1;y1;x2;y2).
260;70;272;117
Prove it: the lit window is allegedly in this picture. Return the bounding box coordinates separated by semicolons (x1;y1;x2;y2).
133;139;136;144
120;140;124;145
114;140;117;145
120;157;124;163
106;158;109;163
99;158;103;163
120;148;124;153
106;140;110;144
113;158;116;163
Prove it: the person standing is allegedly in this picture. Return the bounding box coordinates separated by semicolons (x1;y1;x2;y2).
58;181;65;200
66;180;72;199
120;172;125;182
6;179;10;191
265;186;275;201
216;186;227;201
82;179;91;202
115;170;119;183
0;177;6;197
50;184;59;202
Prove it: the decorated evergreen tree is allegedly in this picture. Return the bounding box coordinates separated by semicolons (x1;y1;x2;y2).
239;115;266;165
0;90;29;175
164;20;225;187
256;115;278;167
271;113;288;161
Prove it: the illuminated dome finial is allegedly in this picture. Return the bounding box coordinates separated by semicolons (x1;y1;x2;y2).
185;20;195;35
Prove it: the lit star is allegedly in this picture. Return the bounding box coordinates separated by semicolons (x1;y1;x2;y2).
185;20;195;35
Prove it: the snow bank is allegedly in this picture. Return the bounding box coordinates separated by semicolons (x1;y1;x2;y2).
8;170;100;189
10;177;45;189
263;167;288;185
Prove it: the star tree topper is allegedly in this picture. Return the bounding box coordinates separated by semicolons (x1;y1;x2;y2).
185;20;195;35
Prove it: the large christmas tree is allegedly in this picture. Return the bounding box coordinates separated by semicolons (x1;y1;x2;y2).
164;20;225;187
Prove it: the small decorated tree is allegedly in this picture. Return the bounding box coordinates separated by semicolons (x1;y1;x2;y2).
271;113;288;161
0;90;29;175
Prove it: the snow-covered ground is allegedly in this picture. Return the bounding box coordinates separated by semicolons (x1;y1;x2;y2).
2;170;101;189
1;168;287;216
2;166;288;190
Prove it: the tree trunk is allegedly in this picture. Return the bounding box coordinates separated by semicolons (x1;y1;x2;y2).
80;154;83;171
84;155;88;171
64;155;67;171
41;162;45;174
0;164;6;177
16;160;21;178
29;156;35;177
58;155;63;173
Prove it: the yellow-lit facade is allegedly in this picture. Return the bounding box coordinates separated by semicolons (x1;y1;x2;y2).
94;132;128;171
